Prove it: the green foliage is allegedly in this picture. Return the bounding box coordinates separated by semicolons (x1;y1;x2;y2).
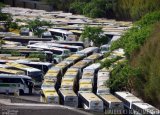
0;13;12;21
42;0;160;20
132;23;160;106
81;26;109;47
100;56;122;68
70;2;86;14
107;61;141;92
0;49;20;56
108;10;160;108
26;17;52;36
110;11;160;57
114;0;160;20
9;22;19;29
28;52;46;61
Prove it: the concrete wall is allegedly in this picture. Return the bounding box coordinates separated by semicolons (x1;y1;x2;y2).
4;0;53;11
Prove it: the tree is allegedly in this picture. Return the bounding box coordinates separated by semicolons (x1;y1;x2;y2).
0;2;5;13
81;26;109;47
26;17;52;37
70;2;86;14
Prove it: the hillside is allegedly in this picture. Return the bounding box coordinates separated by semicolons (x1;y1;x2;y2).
131;23;160;107
108;11;160;108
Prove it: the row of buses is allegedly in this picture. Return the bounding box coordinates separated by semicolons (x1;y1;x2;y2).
40;47;100;107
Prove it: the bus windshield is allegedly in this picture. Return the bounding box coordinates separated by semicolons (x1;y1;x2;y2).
52;50;63;55
28;71;43;82
101;47;109;51
66;34;76;41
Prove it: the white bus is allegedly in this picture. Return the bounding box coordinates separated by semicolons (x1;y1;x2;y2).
6;62;43;85
54;41;85;48
100;44;110;54
64;54;85;65
16;60;53;74
76;47;99;57
83;53;103;63
59;88;78;108
96;86;110;95
40;86;59;104
72;60;92;76
64;68;79;79
79;92;104;112
28;43;71;62
132;102;160;115
98;94;123;110
83;63;101;75
55;61;70;75
0;74;33;95
61;77;76;91
45;42;83;54
79;79;93;93
0;67;25;75
115;91;143;109
48;29;76;41
44;67;61;90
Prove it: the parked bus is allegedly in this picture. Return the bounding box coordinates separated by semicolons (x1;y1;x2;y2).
45;42;83;54
59;88;78;108
83;63;101;75
97;68;110;94
76;47;99;57
5;62;43;85
17;50;53;62
72;60;92;77
79;79;93;93
79;92;104;112
0;74;34;95
83;53;103;63
115;91;143;109
98;94;124;110
64;54;85;65
44;67;61;90
16;60;53;74
96;86;110;95
132;102;160;115
40;84;59;104
28;43;71;63
55;61;70;75
0;67;25;75
100;44;110;54
61;77;76;91
48;29;76;41
64;68;79;79
54;41;85;48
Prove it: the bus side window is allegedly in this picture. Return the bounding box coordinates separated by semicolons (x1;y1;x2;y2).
1;78;10;83
10;78;23;84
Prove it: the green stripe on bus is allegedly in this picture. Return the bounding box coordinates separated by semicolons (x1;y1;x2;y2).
0;84;17;87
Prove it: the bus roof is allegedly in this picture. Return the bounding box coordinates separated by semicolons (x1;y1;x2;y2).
99;94;122;102
132;102;160;114
84;63;101;70
79;93;102;101
77;47;99;54
28;43;71;51
48;29;73;35
0;68;25;74
0;74;31;79
59;88;77;96
48;42;83;48
85;53;102;60
16;60;53;67
6;62;41;72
